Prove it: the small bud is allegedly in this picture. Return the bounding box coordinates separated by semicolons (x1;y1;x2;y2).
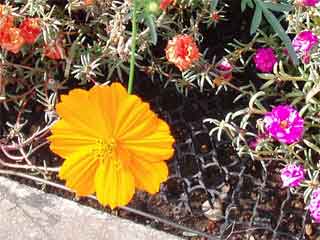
145;0;160;15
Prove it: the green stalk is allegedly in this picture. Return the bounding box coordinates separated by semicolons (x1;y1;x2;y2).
128;0;138;94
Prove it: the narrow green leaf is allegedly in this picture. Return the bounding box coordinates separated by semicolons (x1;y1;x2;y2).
144;13;158;45
304;139;320;155
250;6;262;35
306;83;320;103
264;2;293;12
255;0;298;65
211;0;218;9
241;0;254;12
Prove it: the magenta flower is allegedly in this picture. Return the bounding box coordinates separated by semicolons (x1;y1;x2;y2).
254;48;277;73
248;133;268;150
307;188;320;223
296;0;319;6
280;164;305;187
292;31;318;63
264;105;304;144
216;57;233;80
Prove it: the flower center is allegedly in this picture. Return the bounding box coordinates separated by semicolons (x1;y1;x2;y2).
94;139;122;171
94;139;116;161
30;19;39;29
280;120;288;129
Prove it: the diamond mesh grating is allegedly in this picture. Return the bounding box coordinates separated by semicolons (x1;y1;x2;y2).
134;81;313;240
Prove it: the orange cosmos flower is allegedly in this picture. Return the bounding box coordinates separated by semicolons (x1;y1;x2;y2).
165;34;200;71
19;17;42;44
0;28;25;54
48;83;175;209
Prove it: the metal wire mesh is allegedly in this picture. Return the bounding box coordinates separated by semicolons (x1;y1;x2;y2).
133;80;313;240
0;79;314;239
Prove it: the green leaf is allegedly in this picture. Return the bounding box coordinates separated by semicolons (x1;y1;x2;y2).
306;83;320;103
250;6;262;35
211;0;218;9
254;0;298;65
304;139;320;155
144;13;158;45
241;0;254;12
264;2;293;12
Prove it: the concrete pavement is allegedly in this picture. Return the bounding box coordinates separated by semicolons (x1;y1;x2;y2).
0;176;182;240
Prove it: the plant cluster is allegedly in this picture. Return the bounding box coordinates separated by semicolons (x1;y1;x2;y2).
205;0;320;224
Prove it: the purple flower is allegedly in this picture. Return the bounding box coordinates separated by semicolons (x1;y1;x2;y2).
292;31;318;63
249;133;268;150
217;58;233;72
307;188;320;223
254;48;277;73
264;105;304;144
216;57;233;80
296;0;319;6
280;164;305;187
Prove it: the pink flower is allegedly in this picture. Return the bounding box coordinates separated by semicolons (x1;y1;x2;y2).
216;57;233;80
296;0;319;6
280;164;305;187
254;48;277;73
292;30;318;64
307;188;320;223
248;133;267;150
264;105;304;144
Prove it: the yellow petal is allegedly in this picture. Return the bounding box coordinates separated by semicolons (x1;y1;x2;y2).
114;96;158;139
56;88;108;137
88;85;113;134
108;83;128;128
48;120;97;158
123;121;175;161
130;156;168;194
59;148;99;196
94;149;135;209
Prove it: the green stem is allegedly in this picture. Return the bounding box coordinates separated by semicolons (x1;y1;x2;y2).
128;0;138;94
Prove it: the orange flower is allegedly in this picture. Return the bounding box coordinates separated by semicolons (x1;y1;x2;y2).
19;17;41;44
165;34;200;71
43;39;64;60
160;0;173;10
48;83;175;208
0;4;14;31
0;4;15;45
0;28;25;54
83;0;93;5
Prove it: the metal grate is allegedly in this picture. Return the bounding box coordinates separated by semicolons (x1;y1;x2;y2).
133;81;312;240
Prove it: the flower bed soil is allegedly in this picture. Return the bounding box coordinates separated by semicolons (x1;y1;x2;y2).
4;80;317;240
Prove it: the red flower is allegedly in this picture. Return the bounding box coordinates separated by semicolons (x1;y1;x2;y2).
211;11;221;23
0;28;25;54
19;18;41;44
165;35;200;71
43;39;64;60
160;0;173;10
